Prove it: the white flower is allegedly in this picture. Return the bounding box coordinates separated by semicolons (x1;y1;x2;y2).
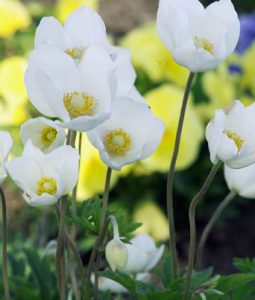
91;273;150;294
87;98;164;170
0;131;13;183
20;117;66;153
25;44;115;132
206;101;255;168
123;234;165;274
6;141;79;206
105;239;128;272
157;0;240;72
35;6;111;58
224;164;255;198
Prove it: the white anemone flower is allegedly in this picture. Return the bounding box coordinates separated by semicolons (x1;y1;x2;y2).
20;117;66;153
206;100;255;168
6;141;79;206
35;6;111;58
25;44;115;132
157;0;240;72
224;164;255;199
87;98;164;170
0;131;13;183
124;234;165;274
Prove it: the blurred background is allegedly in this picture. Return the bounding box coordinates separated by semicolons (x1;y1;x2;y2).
1;0;255;277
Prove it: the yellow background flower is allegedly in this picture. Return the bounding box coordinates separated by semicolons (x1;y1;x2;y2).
141;84;203;172
120;23;189;87
0;0;31;38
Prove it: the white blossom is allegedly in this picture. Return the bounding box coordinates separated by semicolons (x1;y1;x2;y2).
0;131;13;183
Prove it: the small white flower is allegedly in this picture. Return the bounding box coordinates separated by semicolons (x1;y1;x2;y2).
35;6;111;58
6;141;79;206
157;0;240;72
25;44;115;132
0;131;13;183
206;100;255;168
124;234;165;274
224;164;255;198
20;117;66;153
87;98;164;170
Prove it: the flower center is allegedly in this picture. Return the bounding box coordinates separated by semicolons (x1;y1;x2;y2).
63;92;96;119
65;47;85;59
224;130;244;152
194;37;214;53
104;129;132;156
36;177;57;196
41;127;57;146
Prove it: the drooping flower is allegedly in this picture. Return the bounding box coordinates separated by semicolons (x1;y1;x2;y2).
0;0;31;38
6;141;79;206
123;234;165;274
87;98;164;170
157;0;240;72
206;100;255;168
25;45;115;132
0;131;13;183
20;117;66;153
224;164;255;198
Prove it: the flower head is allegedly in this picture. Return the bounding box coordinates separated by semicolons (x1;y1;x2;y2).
20;117;66;153
25;44;115;132
6;141;79;206
224;164;255;198
206;100;255;168
0;131;13;183
157;0;240;72
87;98;164;170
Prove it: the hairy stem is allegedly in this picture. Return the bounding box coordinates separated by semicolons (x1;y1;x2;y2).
0;187;10;300
85;167;112;299
183;162;222;300
167;72;195;278
196;190;236;270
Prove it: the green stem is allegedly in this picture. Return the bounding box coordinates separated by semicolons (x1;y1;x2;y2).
183;162;222;300
85;167;112;299
65;230;87;300
167;72;195;278
196;190;236;270
56;130;77;300
0;187;10;300
70;132;83;300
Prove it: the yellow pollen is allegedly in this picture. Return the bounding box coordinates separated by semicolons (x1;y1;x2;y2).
104;128;132;156
65;47;85;59
36;177;57;196
41;127;57;146
63;91;96;119
224;130;244;152
194;37;214;53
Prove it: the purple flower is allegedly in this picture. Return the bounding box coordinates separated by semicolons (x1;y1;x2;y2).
236;12;255;54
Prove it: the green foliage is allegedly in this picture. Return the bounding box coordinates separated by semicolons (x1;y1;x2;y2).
233;257;255;273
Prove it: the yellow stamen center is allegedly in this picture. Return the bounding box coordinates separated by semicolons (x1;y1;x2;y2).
36;177;57;196
65;47;85;59
63;91;96;119
104;129;132;156
224;130;244;152
41;127;57;146
194;37;214;53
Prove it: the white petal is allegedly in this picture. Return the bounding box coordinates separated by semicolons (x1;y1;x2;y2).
217;133;237;162
0;131;13;159
79;45;114;112
47;145;79;195
34;17;72;50
24;193;58;207
64;6;111;51
144;245;165;272
91;274;127;293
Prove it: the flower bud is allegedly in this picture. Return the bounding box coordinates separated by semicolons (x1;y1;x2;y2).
105;239;128;271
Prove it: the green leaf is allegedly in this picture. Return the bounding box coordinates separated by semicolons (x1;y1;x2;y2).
233;257;255;274
217;273;255;292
